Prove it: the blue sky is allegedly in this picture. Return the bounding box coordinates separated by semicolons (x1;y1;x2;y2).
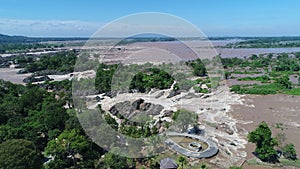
1;0;300;37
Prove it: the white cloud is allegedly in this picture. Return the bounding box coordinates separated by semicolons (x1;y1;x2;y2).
0;18;104;37
0;14;209;38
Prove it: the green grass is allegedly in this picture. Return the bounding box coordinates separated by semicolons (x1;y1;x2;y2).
269;71;295;77
246;158;300;168
279;159;300;167
232;71;262;74
230;83;280;95
246;158;259;165
193;86;209;93
237;75;270;83
285;87;300;95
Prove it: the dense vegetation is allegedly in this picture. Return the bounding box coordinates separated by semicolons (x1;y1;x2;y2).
25;51;77;73
95;59;207;94
0;139;43;169
0;80;105;168
129;68;174;92
223;53;300;95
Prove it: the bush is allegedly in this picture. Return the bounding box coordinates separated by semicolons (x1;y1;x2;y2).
282;143;297;160
275;75;292;89
248;122;279;163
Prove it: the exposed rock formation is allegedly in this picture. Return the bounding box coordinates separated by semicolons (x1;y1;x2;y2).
109;98;164;120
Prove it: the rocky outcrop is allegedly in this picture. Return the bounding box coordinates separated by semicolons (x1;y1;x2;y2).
167;90;180;98
23;75;53;83
162;110;174;117
17;69;28;74
217;123;234;135
109;98;164;120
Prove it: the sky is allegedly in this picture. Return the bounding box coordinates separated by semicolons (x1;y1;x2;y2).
1;0;300;37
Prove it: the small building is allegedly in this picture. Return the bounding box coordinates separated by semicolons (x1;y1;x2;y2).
160;158;178;169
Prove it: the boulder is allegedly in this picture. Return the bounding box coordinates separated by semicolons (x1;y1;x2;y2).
155;91;164;98
131;98;144;110
140;102;151;111
17;69;28;74
225;128;234;135
162;110;174;117
167;90;180;98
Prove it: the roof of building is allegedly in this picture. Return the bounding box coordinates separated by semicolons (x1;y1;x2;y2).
160;158;178;169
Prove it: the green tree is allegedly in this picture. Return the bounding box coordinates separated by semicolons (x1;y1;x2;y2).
200;163;208;169
188;58;207;76
248;122;279;163
103;150;129;169
104;114;119;130
45;129;100;168
95;64;118;93
177;156;188;169
0;139;43;169
282;143;297;160
275;76;292;89
130;68;174;93
39;100;69;131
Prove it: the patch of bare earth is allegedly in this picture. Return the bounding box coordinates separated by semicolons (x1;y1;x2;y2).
0;68;32;84
229;94;300;169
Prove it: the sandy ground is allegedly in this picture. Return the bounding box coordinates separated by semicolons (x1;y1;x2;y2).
229;94;300;160
0;68;31;84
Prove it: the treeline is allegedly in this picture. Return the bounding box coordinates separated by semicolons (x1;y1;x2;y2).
0;80;105;168
24;51;77;73
0;43;63;54
221;53;300;71
95;59;207;94
225;37;300;48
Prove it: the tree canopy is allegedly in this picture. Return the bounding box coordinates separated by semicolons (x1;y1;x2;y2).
282;143;297;160
0;139;43;169
248;122;279;163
